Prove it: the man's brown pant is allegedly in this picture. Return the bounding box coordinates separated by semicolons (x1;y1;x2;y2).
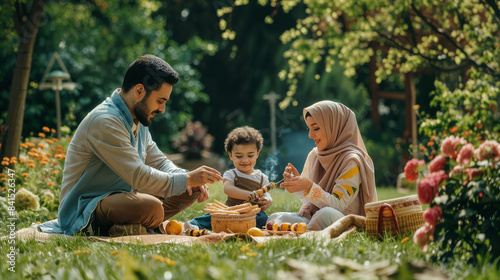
92;191;200;235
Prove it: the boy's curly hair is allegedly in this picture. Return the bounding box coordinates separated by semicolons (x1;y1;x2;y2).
224;126;264;153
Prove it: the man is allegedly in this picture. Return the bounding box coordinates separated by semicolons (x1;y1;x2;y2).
39;55;222;236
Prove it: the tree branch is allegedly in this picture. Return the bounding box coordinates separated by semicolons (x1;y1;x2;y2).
410;1;497;75
483;0;500;21
375;30;473;72
13;0;25;36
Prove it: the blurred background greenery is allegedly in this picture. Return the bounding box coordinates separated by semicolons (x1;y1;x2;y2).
1;0;482;187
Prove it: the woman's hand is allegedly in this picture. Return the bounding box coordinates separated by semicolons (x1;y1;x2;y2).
280;176;313;194
298;203;313;219
283;163;300;182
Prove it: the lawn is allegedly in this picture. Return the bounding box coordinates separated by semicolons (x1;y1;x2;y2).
1;182;499;279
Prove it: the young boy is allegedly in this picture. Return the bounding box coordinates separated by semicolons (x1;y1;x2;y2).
187;126;272;230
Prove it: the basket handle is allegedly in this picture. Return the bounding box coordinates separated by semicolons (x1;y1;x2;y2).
377;203;401;240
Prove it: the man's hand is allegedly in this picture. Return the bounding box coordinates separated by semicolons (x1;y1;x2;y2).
187;166;222;187
257;196;272;212
187;185;210;203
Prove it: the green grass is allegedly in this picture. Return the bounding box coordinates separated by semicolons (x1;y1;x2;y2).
1;184;498;279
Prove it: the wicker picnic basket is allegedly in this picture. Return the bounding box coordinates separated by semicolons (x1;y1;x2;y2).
364;194;424;238
211;212;256;233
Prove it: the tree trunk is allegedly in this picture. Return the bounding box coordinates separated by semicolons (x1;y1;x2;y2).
0;0;47;160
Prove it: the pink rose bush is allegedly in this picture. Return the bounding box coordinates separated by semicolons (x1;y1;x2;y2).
403;158;424;182
405;136;500;264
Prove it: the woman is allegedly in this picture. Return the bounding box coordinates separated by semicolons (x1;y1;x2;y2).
268;101;377;230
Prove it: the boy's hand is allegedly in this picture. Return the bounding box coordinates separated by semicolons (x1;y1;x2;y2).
187;166;222;187
257;196;272;212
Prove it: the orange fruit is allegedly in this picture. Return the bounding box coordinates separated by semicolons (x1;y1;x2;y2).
296;222;307;233
247;227;264;237
165;220;183;235
272;222;280;231
280;222;291;231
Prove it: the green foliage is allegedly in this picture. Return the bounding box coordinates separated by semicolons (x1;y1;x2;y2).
432;147;500;265
218;0;500;123
0;0;217;151
419;70;500;140
409;135;500;265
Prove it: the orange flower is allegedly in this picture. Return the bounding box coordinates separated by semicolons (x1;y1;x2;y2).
46;139;54;145
36;221;41;225
38;132;46;138
475;123;483;129
464;131;471;136
51;170;59;175
1;161;9;166
42;126;50;132
22;173;29;178
427;141;434;146
0;178;7;182
52;138;59;142
449;126;459;133
47;182;55;187
419;145;427;151
1;187;6;192
28;163;35;168
478;134;482;140
0;173;4;177
37;143;47;149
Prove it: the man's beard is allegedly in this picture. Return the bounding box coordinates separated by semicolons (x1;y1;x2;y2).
134;98;158;126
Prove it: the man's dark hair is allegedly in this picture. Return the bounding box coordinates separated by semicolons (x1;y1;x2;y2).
224;126;264;153
121;54;179;93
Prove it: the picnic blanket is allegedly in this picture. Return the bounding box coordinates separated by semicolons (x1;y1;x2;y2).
9;215;367;245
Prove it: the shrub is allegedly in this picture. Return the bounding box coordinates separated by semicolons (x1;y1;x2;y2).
405;135;500;264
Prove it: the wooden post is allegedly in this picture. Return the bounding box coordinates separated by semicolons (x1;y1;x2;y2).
369;52;380;127
404;73;418;156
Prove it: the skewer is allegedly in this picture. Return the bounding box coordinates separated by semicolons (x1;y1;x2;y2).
247;178;284;201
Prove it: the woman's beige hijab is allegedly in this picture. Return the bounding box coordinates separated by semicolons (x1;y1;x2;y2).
304;101;377;216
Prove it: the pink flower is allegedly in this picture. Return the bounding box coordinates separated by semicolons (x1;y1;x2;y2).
440;136;466;159
413;224;434;249
417;171;448;204
457;143;475;166
449;165;463;177
428;155;447;173
464;168;484;181
404;158;425;182
474;140;500;161
423;206;442;226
